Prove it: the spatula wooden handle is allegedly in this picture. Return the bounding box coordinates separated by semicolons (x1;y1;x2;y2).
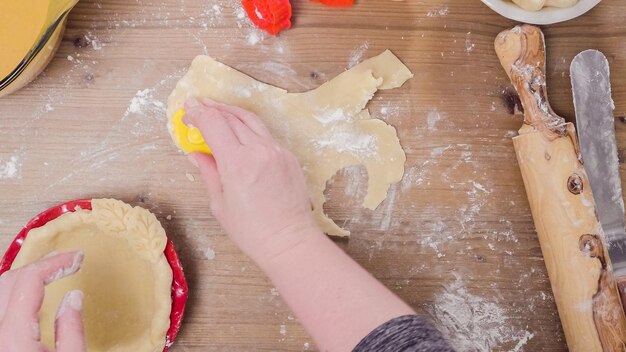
495;24;626;351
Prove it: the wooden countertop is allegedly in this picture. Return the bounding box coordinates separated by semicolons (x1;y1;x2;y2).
1;0;625;350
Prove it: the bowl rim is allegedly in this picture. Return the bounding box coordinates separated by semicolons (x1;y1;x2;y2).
0;199;188;351
480;0;602;25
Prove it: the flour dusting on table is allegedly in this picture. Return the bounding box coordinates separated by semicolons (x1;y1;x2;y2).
430;275;535;351
465;32;475;53
348;42;370;68
0;155;21;180
203;247;216;260
427;108;443;130
427;4;449;17
125;88;167;123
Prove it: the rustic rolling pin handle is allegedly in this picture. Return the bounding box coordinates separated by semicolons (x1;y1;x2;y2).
494;24;567;140
495;24;626;351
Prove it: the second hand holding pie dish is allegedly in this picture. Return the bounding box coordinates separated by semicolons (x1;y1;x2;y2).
0;199;188;352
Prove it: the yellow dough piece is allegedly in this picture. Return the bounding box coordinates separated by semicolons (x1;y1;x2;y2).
511;0;578;11
167;50;413;237
11;199;172;352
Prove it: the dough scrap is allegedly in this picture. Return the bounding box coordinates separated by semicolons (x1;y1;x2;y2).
11;199;172;352
167;50;413;237
511;0;577;11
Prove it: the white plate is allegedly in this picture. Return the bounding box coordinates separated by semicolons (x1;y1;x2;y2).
480;0;602;24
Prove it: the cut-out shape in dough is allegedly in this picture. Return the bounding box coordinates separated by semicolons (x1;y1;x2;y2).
167;50;413;237
11;199;172;352
511;0;577;11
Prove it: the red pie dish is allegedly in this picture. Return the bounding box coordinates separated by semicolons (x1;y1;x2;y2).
0;199;188;351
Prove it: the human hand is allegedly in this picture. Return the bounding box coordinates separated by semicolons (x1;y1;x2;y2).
184;98;321;264
0;251;85;352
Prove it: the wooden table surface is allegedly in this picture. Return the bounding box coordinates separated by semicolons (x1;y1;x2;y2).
1;0;625;350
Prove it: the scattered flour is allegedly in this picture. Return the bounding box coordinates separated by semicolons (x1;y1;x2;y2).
125;88;166;117
246;29;263;45
378;184;399;231
471;181;491;193
0;156;21;180
274;41;287;54
279;324;287;336
427;5;449;17
341;166;367;197
512;331;535;352
427;109;443;130
419;220;448;258
41;69;187;192
258;61;298;77
313;131;378;157
430;275;535;351
197;3;224;29
465;32;475;53
203;247;216;260
235;6;246;20
84;32;104;50
504;130;518;138
401;162;430;190
120;72;183;137
431;145;452;157
348;42;370;68
314;108;348;124
379;104;400;119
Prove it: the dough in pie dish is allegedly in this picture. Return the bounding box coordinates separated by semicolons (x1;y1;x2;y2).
167;50;413;237
11;199;173;352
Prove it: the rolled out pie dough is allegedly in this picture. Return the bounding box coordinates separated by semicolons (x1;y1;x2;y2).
167;50;413;237
11;199;172;352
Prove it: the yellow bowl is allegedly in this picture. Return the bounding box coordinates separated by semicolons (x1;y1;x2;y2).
0;2;76;98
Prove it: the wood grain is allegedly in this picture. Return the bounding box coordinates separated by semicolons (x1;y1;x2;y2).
1;0;625;350
495;24;626;351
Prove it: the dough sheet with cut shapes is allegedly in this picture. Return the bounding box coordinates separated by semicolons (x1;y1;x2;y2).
167;50;413;237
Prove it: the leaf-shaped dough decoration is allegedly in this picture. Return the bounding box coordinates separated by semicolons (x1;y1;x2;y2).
124;207;167;263
91;199;133;236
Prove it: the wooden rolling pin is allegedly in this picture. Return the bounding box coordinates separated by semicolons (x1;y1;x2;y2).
494;24;626;351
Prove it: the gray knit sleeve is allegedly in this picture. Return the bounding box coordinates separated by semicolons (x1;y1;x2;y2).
352;315;454;352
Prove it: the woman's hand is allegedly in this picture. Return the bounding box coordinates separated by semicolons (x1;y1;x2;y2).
0;251;85;352
184;98;320;264
185;98;418;352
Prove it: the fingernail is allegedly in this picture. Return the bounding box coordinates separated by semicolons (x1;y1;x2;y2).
187;154;199;168
44;251;84;284
56;290;84;319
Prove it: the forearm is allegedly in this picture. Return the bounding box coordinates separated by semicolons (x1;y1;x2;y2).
185;101;417;350
256;229;415;352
